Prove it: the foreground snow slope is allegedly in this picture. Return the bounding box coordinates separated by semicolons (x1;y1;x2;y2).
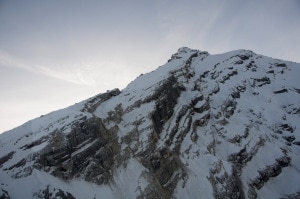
1;47;300;199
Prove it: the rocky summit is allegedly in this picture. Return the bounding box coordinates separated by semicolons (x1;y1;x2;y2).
0;47;300;199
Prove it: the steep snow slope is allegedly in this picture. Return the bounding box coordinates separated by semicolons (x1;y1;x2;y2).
1;47;300;199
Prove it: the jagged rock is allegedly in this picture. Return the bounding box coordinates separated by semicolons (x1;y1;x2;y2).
0;189;10;199
235;60;244;64
274;88;288;94
281;191;300;199
151;76;184;134
35;116;121;184
33;186;75;199
219;70;238;83
0;152;15;168
82;88;121;113
221;99;237;118
275;63;287;67
193;98;210;113
293;141;300;146
276;156;291;167
282;135;295;142
208;161;245;199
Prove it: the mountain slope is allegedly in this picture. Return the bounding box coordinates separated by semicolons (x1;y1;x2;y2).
1;47;300;199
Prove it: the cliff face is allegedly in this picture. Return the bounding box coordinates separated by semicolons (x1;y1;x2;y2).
1;47;300;199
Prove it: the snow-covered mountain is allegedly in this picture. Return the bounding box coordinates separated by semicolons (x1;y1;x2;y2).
1;47;300;199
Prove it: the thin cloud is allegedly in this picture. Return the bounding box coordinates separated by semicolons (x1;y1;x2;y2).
0;51;97;86
0;51;33;71
33;64;97;86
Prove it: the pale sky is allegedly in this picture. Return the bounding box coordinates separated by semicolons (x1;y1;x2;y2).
1;0;300;133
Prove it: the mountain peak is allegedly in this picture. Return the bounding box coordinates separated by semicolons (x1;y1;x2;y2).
177;46;198;53
1;48;300;199
167;47;208;64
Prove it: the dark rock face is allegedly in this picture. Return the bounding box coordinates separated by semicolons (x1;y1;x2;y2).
251;76;271;87
82;89;121;112
0;189;10;199
138;147;183;199
33;186;75;199
248;156;291;198
151;75;185;135
274;88;288;94
37;117;121;185
0;152;15;168
208;161;245;199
